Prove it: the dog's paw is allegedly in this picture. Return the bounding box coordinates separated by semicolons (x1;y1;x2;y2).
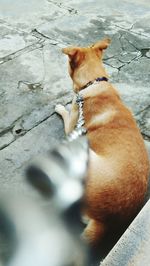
55;104;66;115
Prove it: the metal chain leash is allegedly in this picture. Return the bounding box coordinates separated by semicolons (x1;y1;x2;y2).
67;93;87;142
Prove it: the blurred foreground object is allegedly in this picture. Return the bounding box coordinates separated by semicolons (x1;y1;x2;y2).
0;137;89;266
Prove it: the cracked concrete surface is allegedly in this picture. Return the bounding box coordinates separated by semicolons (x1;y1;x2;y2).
1;0;149;181
0;0;149;193
0;0;150;236
0;0;150;264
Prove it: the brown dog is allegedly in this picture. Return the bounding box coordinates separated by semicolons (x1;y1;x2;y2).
55;38;149;245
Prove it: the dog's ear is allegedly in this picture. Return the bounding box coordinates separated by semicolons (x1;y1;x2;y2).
62;47;83;70
92;38;111;51
62;47;80;59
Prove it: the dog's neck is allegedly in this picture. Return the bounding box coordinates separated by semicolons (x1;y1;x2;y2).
72;61;109;92
75;76;110;100
73;76;108;94
80;76;108;91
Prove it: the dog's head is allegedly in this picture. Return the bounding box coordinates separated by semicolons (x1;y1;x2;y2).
62;38;111;91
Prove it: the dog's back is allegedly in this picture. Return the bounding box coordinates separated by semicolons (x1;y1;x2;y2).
83;82;149;220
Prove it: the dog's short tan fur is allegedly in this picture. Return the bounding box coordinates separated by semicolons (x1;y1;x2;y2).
55;38;149;245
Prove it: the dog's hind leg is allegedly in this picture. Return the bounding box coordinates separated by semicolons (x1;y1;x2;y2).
82;219;106;246
55;104;70;134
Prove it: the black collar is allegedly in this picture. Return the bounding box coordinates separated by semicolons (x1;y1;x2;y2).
81;76;108;91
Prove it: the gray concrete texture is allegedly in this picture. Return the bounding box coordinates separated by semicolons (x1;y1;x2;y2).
0;0;150;225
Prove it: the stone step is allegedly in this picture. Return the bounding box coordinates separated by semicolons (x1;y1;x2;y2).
100;199;150;266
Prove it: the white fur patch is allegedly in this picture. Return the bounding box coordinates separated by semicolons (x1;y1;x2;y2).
88;108;117;127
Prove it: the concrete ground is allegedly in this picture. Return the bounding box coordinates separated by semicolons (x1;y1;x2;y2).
0;0;150;263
